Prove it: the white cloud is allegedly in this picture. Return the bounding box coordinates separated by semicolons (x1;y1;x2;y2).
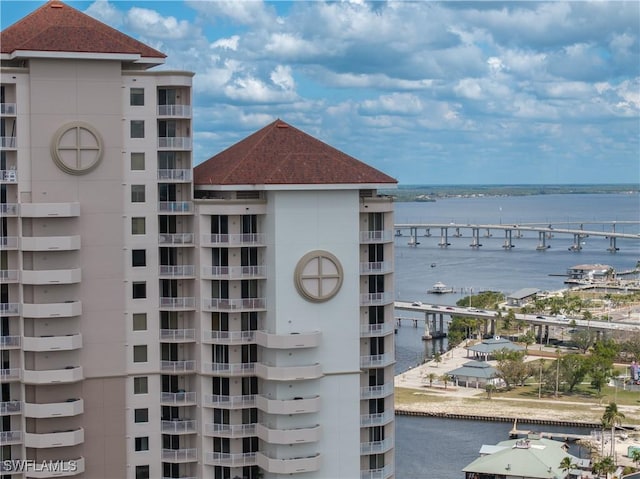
126;7;192;40
85;0;123;26
212;36;240;51
270;65;295;91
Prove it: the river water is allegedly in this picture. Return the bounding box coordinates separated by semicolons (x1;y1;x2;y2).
392;192;640;478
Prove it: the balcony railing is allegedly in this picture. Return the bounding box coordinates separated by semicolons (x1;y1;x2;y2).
204;423;256;438
203;394;256;409
205;452;256;467
0;335;20;348
161;391;197;405
0;236;18;249
159;297;196;310
159;201;193;213
0;138;16;149
22;366;83;384
360;353;395;369
360;322;395;337
361;463;394;479
256;452;321;474
360;383;394;400
201;233;266;246
161;419;197;434
360;437;394;455
158;169;192;182
20;202;80;217
255;330;321;349
0;400;22;415
24;428;84;448
360;410;394;427
158;137;192;150
254;362;322;381
24;398;83;418
0;103;16;115
160;329;196;342
22;300;81;318
159;265;195;277
203;362;255;377
161;448;197;463
256;423;321;444
255;395;320;415
0;368;21;381
0;203;17;215
360;292;394;306
160;360;196;373
21;268;82;285
0;430;22;445
202;330;255;345
0;303;20;315
202;265;266;279
202;298;266;312
21;235;81;251
360;261;393;274
158;233;194;245
360;230;393;243
157;104;191;117
0;269;19;282
23;333;82;352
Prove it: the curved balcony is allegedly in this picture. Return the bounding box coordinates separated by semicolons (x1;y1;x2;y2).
360;383;394;400
255;395;320;415
159;265;195;278
158;233;194;245
23;334;82;352
0;400;22;415
202;330;255;345
21;268;81;285
161;448;197;463
255;330;320;349
0;430;22;445
22;366;83;385
21;235;81;251
255;363;322;381
159;297;195;310
203;362;254;377
360;437;393;455
360;230;393;243
256;423;321;444
161;419;196;434
205;452;256;467
25;457;85;478
160;329;195;343
24;398;83;418
203;394;255;409
204;423;255;438
360;410;394;427
0;236;18;249
24;428;84;448
20;202;80;217
22;301;81;318
0;335;20;349
361;463;394;479
0;269;19;282
360;353;395;369
160;391;196;406
202;298;266;312
160;360;196;374
360;323;395;338
256;452;321;474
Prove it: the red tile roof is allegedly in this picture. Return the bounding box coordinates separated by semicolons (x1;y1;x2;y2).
0;0;165;59
194;120;397;186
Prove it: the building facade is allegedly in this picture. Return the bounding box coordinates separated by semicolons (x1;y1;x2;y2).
1;2;396;479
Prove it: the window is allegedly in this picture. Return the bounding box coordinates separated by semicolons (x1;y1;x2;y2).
131;185;145;203
132;217;146;235
133;345;147;363
135;465;150;479
132;250;146;267
130;88;144;106
131;120;145;138
131;152;145;170
134;376;148;394
133;282;147;299
134;408;149;423
132;313;147;331
135;436;149;451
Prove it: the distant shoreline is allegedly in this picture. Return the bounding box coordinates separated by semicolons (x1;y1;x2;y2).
381;184;639;202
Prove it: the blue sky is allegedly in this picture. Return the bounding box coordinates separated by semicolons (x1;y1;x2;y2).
2;1;639;185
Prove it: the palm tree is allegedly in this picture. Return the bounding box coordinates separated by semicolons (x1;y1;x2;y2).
439;374;450;390
425;372;437;388
631;448;640;466
559;456;576;474
601;402;625;458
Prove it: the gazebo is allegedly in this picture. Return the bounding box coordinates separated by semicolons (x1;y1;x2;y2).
466;336;524;361
447;360;501;388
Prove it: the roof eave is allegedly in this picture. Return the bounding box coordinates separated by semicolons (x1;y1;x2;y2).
195;182;398;192
2;50;165;65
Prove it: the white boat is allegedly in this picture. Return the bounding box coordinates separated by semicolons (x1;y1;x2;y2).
427;282;454;294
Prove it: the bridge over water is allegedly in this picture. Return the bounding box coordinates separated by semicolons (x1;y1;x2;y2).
394;221;640;252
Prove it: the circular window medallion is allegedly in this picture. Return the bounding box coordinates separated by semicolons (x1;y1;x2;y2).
51;122;103;175
294;250;343;303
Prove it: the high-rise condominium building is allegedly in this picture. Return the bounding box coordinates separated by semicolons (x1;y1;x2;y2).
0;2;397;478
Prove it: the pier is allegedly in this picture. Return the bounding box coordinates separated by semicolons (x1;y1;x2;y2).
395;221;640;252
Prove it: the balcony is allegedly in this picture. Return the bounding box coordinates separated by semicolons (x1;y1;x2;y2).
158;168;192;182
158;233;194;245
157;104;191;117
255;395;320;415
0;430;22;445
360;230;393;243
24;398;83;418
0;137;16;149
360;410;394;427
0;368;21;382
360;383;394;400
203;362;255;377
0;400;22;415
0;203;18;215
360;353;395;369
1;103;16;115
360;437;394;455
202;298;266;312
158;137;192;150
160;329;195;343
256;452;321;474
255;330;320;349
201;233;266;246
161;391;196;406
24;428;84;448
22;301;81;318
202;265;266;280
0;335;20;349
24;457;85;478
22;366;83;384
21;235;81;251
159;265;195;278
158;201;193;213
161;419;197;434
203;394;255;409
160;360;196;374
20;202;80;217
360;323;395;338
360;261;393;275
161;448;197;463
254;362;322;381
205;452;256;467
202;330;255;345
256;423;321;444
0;302;20;315
204;423;256;438
0;269;19;282
159;297;195;310
23;334;82;352
0;236;18;249
21;268;82;285
360;292;394;306
361;463;394;479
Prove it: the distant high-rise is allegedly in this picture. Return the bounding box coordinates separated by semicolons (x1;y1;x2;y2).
0;2;397;478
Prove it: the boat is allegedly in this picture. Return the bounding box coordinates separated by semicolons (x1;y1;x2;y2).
427;282;454;294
